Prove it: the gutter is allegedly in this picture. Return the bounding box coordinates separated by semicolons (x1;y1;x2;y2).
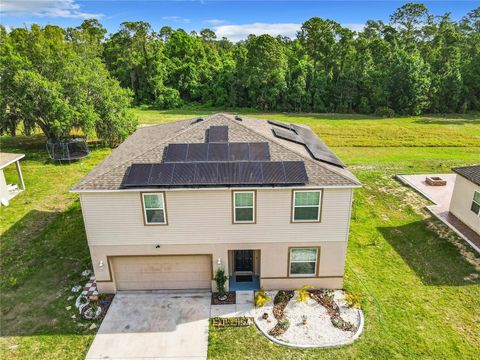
70;184;361;194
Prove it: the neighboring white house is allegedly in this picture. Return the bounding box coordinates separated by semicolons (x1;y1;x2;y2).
450;165;480;235
72;114;360;293
0;152;25;206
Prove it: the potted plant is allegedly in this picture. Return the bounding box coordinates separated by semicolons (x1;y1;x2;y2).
302;315;307;325
75;294;89;313
215;268;228;301
82;302;102;320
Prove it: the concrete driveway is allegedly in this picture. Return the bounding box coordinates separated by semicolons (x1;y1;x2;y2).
86;291;211;359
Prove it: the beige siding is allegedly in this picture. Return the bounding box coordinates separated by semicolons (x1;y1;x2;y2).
80;188;353;246
92;242;347;293
449;176;480;234
111;255;211;290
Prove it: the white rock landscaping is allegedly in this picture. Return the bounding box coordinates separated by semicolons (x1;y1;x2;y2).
254;290;363;348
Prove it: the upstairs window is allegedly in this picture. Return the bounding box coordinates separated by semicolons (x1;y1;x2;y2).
292;190;321;222
471;191;480;216
142;193;167;225
233;191;255;223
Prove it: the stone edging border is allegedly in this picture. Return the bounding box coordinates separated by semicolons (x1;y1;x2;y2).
253;308;364;349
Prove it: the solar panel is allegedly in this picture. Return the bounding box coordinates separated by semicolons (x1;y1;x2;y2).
208;126;228;142
229;143;249;161
236;162;263;183
195;162;219;184
186;143;208;162
124;164;152;186
171;163;195;185
283;161;309;183
218;162;235;183
164;144;188;162
291;125;345;167
124;161;308;187
262;162;286;183
272;128;304;144
149;163;174;184
164;142;271;162
249;142;270;161
207;143;229;161
268;120;295;131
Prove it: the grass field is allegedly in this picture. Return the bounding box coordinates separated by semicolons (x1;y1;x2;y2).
1;107;479;359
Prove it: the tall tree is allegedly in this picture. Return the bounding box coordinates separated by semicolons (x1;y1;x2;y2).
0;24;136;146
241;35;288;110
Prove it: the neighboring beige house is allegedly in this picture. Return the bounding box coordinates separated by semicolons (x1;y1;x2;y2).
72;114;360;293
450;166;480;235
0;152;25;206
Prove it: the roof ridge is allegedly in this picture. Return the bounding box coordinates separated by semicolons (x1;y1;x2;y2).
226;114;360;186
73;114;219;188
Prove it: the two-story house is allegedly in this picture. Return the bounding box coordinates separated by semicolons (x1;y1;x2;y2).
72;114;360;293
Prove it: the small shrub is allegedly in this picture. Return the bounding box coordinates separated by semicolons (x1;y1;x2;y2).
154;86;182;109
78;295;88;305
255;288;271;307
375;106;395;118
295;285;314;302
90;302;99;313
323;289;334;300
332;316;344;328
8;277;17;288
358;96;371;114
274;290;291;305
345;291;361;309
214;268;228;298
277;318;290;330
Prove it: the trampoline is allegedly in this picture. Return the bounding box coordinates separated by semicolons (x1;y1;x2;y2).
46;138;89;162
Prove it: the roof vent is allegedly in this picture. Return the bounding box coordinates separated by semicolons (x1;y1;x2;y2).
235;115;242;121
191;117;204;125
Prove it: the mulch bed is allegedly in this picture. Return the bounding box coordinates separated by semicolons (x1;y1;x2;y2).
269;290;294;337
310;290;356;332
211;291;236;305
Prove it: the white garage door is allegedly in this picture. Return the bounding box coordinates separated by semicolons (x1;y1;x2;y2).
112;255;212;291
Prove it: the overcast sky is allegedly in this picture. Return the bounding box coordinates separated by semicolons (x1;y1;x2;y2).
1;1;478;41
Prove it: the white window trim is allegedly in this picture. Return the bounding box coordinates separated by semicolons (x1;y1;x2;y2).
142;192;167;225
289;247;318;277
292;190;322;222
233;191;255;224
472;191;480;217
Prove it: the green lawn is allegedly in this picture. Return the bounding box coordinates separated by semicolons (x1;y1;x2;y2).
1;108;479;359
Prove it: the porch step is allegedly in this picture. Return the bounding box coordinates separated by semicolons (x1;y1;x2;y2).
236;290;254;305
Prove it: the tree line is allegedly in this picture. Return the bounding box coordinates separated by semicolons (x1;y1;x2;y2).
102;3;480;114
1;3;479;145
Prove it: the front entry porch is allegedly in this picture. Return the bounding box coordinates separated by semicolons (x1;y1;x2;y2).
228;250;260;291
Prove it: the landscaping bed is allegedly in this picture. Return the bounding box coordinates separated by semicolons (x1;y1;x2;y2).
211;291;236;305
254;289;363;348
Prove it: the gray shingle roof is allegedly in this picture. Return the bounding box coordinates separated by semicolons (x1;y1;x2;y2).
71;114;360;191
452;165;480;186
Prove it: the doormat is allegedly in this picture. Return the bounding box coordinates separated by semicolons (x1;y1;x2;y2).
236;275;253;282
